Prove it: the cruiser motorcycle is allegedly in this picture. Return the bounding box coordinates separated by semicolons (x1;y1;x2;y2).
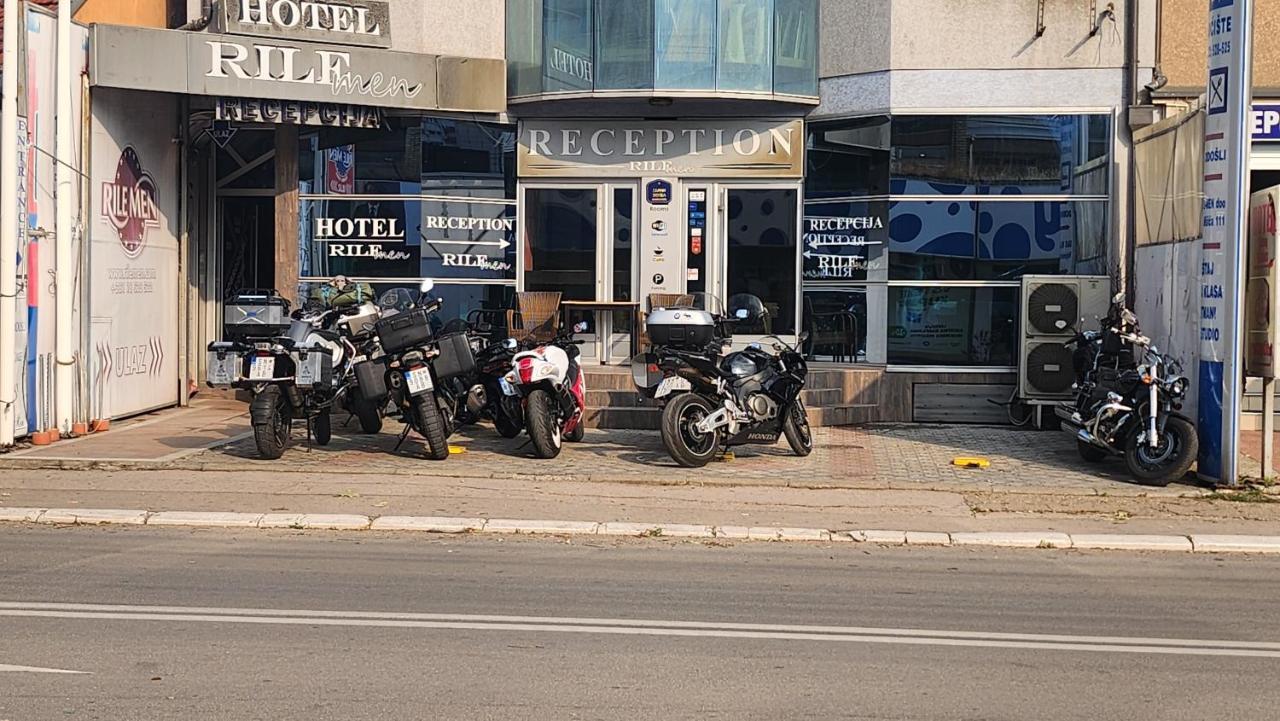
1055;295;1198;485
632;294;811;468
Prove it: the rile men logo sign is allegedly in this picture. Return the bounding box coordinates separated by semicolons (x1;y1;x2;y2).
223;0;392;48
101;146;160;258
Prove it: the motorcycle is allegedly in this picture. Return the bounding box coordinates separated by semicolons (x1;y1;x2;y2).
207;291;346;460
373;280;476;460
457;332;526;439
503;322;590;458
631;293;812;468
1055;294;1198;485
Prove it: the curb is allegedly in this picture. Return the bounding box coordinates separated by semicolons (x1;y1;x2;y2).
4;507;1280;554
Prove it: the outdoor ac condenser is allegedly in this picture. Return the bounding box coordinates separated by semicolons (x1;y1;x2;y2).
1018;275;1111;402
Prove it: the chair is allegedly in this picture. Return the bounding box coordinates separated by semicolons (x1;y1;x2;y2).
508;291;562;344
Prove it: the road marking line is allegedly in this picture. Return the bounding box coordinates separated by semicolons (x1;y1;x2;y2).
0;663;89;675
0;603;1275;658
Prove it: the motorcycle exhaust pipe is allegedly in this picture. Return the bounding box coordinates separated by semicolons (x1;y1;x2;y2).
466;384;487;417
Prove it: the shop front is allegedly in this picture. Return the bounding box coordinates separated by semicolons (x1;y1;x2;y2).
517;118;804;363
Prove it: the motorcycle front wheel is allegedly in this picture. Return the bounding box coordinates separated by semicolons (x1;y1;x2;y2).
526;389;563;459
1124;415;1198;486
412;395;451;461
312;409;332;446
251;385;291;460
660;393;722;468
782;400;813;457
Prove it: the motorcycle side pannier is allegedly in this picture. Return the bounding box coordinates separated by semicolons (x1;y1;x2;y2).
292;345;334;388
206;342;243;386
646;308;717;350
224;291;291;341
354;358;389;403
432;331;477;381
375;309;433;354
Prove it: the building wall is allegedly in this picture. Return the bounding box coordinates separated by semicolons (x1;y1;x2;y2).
1161;0;1280;95
391;0;504;59
75;0;169;27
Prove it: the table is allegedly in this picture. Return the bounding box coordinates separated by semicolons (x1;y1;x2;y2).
560;300;641;364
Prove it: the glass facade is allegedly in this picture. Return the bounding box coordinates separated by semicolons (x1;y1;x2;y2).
804;113;1113;368
506;0;818;97
298;116;517;321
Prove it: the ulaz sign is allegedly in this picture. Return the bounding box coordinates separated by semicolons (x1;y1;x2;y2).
223;0;392;48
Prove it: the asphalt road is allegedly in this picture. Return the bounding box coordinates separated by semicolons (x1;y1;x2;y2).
3;527;1279;720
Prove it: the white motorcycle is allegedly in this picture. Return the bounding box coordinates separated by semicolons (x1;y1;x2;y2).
503;322;589;458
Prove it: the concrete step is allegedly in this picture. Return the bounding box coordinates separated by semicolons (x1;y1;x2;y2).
584;369;634;391
586;389;650;408
803;387;844;406
806;404;877;427
586;406;661;430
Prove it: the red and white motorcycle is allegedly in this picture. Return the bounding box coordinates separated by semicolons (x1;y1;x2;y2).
503;322;588;458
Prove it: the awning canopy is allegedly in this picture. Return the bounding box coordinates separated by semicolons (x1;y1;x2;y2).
88;24;505;114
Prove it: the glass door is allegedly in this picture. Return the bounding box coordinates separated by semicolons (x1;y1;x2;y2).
714;184;801;345
606;186;637;361
521;185;602;361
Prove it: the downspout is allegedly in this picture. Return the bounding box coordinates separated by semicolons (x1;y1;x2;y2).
178;97;191;406
1122;0;1139;301
0;0;22;447
54;0;74;434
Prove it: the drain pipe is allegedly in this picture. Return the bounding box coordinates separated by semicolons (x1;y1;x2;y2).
1122;0;1139;301
54;0;74;434
0;0;22;447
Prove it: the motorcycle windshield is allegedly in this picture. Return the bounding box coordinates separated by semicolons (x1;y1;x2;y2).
667;292;726;317
286;319;312;345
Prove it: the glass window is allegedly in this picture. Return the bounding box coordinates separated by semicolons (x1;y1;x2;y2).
773;0;817;95
802;288;868;363
523;188;598;301
727;188;797;335
421;118;516;198
802;201;888;283
543;0;595;91
654;0;717;89
806;117;892;198
596;0;654;89
890;115;1111;195
717;0;773;92
887;286;1018;366
507;0;543;96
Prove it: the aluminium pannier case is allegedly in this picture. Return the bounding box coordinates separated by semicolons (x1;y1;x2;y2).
375;308;433;354
205;342;244;386
431;331;477;381
291;345;335;388
224;290;291;341
646;308;717;350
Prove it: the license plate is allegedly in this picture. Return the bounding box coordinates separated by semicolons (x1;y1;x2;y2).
405;366;434;395
248;356;276;381
499;377;518;396
655;375;691;399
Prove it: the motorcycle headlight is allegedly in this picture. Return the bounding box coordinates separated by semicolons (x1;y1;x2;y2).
726;355;758;378
1169;377;1188;398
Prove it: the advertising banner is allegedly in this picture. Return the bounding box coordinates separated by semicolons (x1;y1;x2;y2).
1198;0;1254;483
89;89;181;419
325;145;356;194
1245;187;1278;377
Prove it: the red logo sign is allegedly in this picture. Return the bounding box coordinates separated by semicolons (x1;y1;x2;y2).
101;146;160;258
326;145;356;194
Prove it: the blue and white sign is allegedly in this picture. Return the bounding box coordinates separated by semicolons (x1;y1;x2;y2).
1199;0;1254;484
1252;105;1280;141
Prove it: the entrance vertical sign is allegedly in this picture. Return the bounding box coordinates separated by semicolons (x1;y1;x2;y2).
1199;0;1254;484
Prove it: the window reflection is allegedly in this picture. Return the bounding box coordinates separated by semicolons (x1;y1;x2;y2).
773;0;817;95
596;0;654;89
654;0;717;89
543;0;595;91
803;288;867;363
887;287;1018;366
718;0;774;92
727;188;797;335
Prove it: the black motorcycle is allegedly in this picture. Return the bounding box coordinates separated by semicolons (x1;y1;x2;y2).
370;281;476;460
632;294;811;468
457;332;525;439
1055;294;1198;485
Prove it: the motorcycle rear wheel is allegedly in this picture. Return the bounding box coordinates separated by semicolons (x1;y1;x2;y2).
251;385;291;460
412;396;451;461
526;389;563;459
352;394;383;434
661;393;722;468
1124;415;1198;486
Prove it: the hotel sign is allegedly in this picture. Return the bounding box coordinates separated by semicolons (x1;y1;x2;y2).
518;119;804;179
221;0;392;48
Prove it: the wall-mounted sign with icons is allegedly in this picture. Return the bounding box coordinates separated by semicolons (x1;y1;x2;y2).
686;188;708;293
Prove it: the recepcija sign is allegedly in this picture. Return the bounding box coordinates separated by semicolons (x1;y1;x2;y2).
222;0;392;48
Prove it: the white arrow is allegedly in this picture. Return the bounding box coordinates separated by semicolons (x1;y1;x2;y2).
806;238;882;249
425;238;511;250
0;663;90;675
803;250;866;260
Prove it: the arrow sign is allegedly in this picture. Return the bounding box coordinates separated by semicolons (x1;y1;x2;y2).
804;250;866;260
805;237;882;249
425;238;511;250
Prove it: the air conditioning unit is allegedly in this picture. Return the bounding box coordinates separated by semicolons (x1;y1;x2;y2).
1019;275;1111;401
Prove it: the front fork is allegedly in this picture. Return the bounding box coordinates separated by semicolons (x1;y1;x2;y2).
1148;383;1159;449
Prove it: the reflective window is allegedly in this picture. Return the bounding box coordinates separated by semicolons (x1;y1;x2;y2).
890;115;1111;195
887;287;1018;366
596;0;654;89
543;0;595;92
718;0;773;92
802;201;889;283
523;188;598;301
806;116;892;199
773;0;817;95
803;288;868;363
654;0;717;89
727;188;797;335
506;0;542;96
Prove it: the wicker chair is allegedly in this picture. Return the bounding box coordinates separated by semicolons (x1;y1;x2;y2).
508;291;562;344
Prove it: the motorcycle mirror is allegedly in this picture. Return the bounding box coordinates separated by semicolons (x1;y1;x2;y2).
503;338;518;351
573;321;589;333
419;279;435;293
735;308;750;320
